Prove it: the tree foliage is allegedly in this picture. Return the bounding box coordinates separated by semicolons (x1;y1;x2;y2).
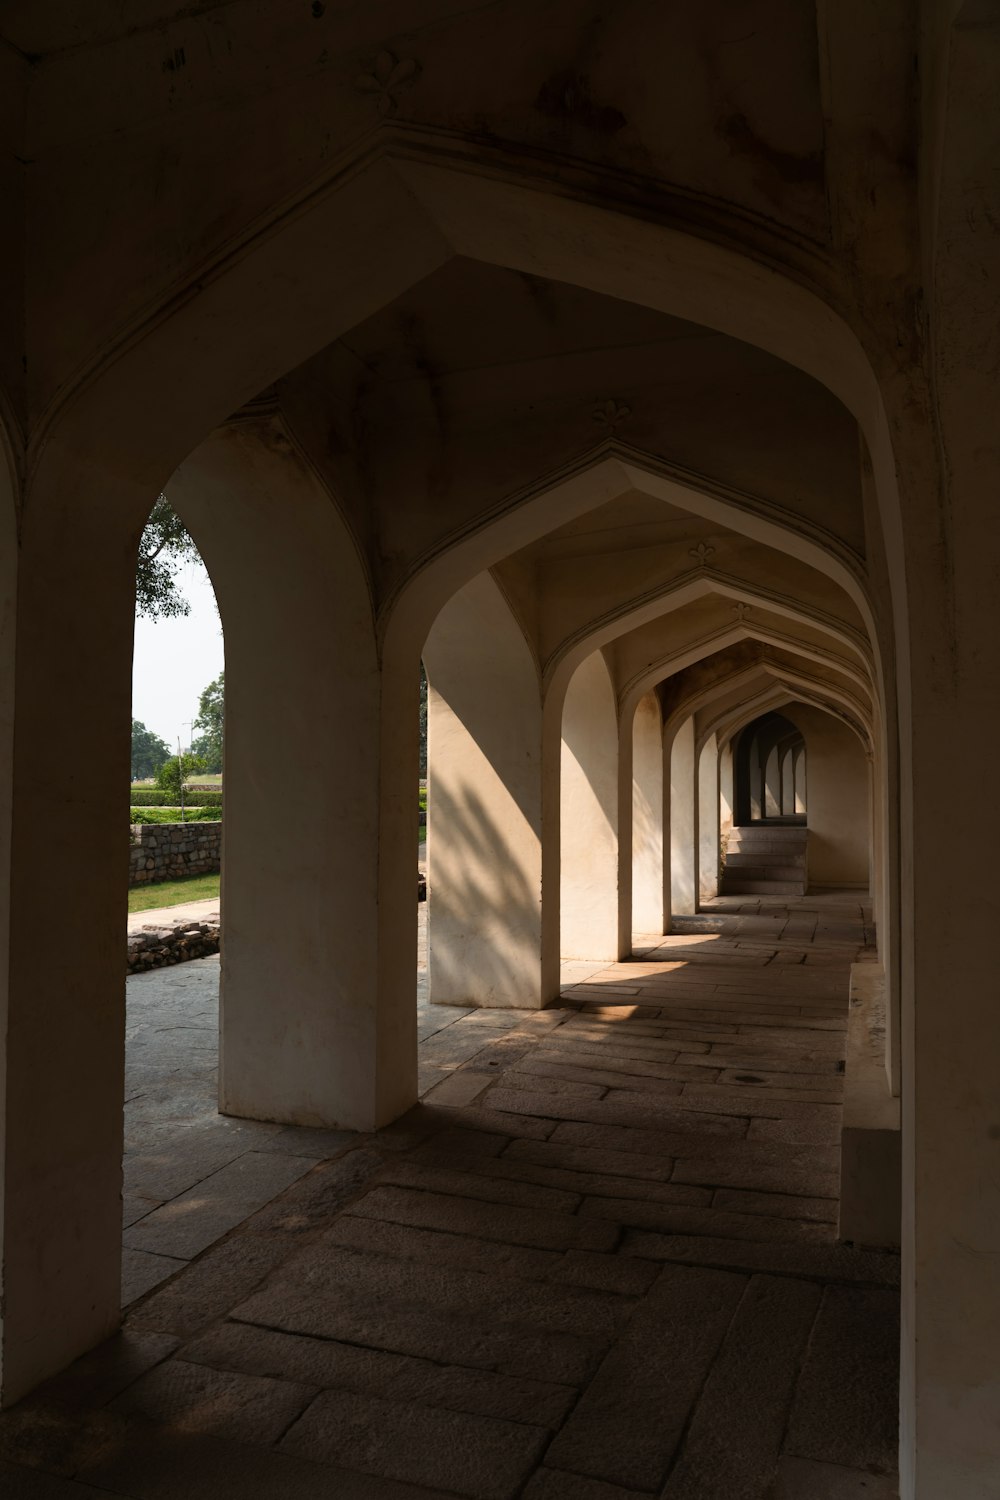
155;752;206;796
136;495;200;620
191;671;224;772
131;719;172;780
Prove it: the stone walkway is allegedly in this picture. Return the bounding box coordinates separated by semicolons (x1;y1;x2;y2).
0;895;899;1499
126;896;220;936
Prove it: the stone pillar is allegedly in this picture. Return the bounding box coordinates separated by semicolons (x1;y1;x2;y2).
898;31;1000;1486
173;423;412;1132
794;744;807;813
764;744;781;817
1;459;139;1405
698;733;720;902
781;745;796;815
423;573;545;1008
749;735;764;820
631;691;664;935
560;650;621;960
720;738;735;841
669;716;697;916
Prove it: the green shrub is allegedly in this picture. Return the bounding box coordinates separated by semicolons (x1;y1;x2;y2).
129;789;222;807
155;753;206;796
130;807;222;824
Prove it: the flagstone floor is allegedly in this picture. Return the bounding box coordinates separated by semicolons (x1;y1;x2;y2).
0;894;899;1499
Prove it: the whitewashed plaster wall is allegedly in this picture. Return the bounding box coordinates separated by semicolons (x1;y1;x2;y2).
631;691;664;934
560;650;620;960
790;705;870;887
424;573;545;1008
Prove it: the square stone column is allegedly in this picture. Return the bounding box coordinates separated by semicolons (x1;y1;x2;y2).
424;573;547;1009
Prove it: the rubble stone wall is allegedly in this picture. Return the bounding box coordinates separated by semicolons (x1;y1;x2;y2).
128;918;220;974
129;822;222;887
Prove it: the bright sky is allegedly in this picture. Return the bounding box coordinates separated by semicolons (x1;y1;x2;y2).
131;557;225;748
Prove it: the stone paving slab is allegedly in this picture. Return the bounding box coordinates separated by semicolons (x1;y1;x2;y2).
281;1386;549;1499
486;1087;749;1136
784;1285;900;1472
620;1232;900;1286
713;1186;838;1224
747;1115;844;1145
503;1136;679;1180
660;1274;821;1500
515;1055;712;1090
79;1422;456;1499
343;1182;621;1252
406;1144;715;1207
542;1261;747;1490
112;1359;314;1446
122;1249;187;1307
35;1332;182;1411
522;1472;651;1500
499;1070;611;1100
0;1460;118;1498
767;1456;900;1498
230;1287;605;1387
128;1232;297;1338
181;1320;577;1428
374;1156;585;1212
0;892;899;1500
321;1213;567;1280
123;1151;315;1260
670;1141;839;1195
578;1194;833;1244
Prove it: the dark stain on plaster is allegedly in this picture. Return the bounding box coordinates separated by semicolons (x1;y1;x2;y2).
162;46;186;72
721;112;822;185
311;1;326;15
535;70;626;136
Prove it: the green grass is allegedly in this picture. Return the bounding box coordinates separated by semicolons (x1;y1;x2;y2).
130;807;221;824
185;772;223;787
128;872;220;914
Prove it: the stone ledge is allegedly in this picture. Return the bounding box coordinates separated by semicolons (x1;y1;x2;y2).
839;964;901;1250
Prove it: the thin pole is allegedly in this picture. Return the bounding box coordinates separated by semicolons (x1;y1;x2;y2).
177;736;185;823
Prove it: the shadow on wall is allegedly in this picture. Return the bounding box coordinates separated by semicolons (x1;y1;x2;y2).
427;779;541;1005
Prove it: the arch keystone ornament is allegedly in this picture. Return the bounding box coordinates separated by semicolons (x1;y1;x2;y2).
689;541;716;565
355;50;420;116
733;601;752;620
592;399;632;433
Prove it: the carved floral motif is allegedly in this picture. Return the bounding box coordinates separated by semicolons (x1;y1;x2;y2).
592;399;632;432
355;50;420;116
689;541;716;564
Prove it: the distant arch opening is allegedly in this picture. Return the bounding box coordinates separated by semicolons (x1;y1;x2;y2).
734;711;806;826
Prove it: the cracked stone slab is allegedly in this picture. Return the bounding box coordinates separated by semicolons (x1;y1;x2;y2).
111;1358;314;1446
541;1261;746;1490
784;1286;900;1473
181;1320;576;1428
281;1386;549;1498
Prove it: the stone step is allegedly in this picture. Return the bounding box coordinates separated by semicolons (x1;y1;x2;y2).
726;847;807;860
725;847;806;863
728;828;808;845
725;853;806;866
719;878;807;896
722;862;807;881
